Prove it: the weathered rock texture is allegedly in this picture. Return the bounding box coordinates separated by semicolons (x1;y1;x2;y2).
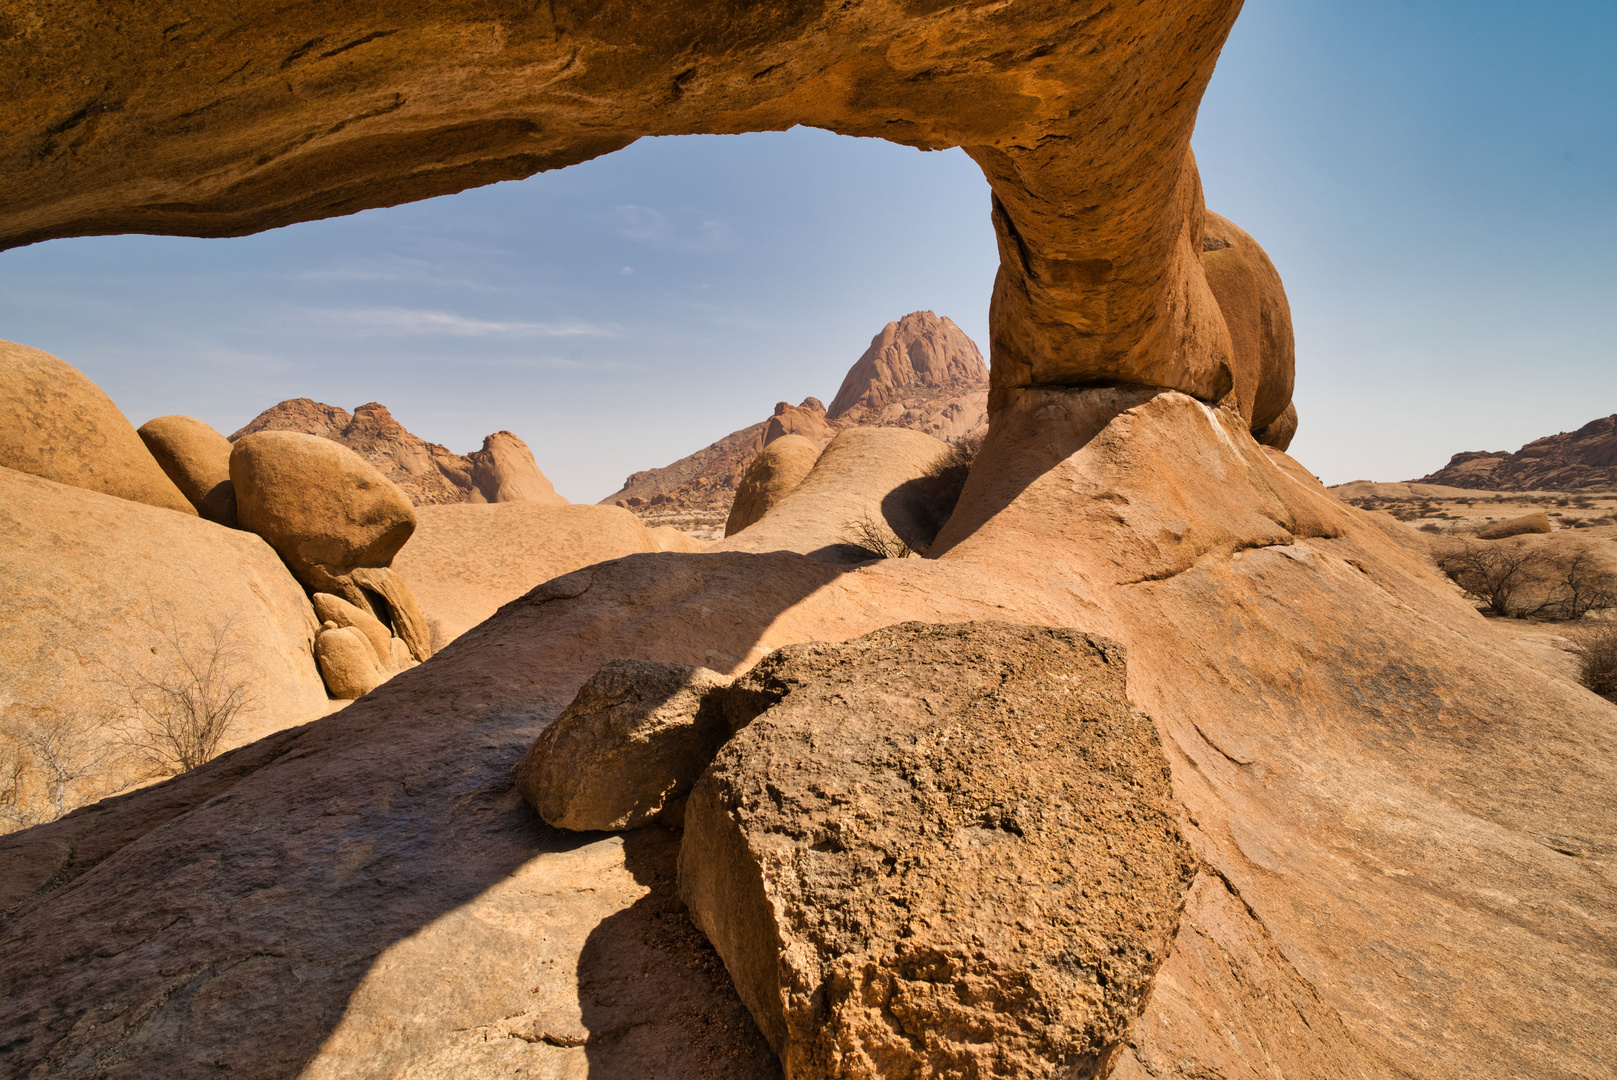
715;426;950;562
232;399;564;506
608;313;992;530
827;310;988;429
680;622;1194;1079
137;413;239;525
1416;414;1617;491
392;501;662;647
230;430;417;591
0;464;329;767
0;340;195;515
1;389;1614;1078
724;434;822;538
0;1;1264;420
515;660;732;831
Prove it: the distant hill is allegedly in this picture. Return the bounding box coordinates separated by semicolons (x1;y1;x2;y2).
603;310;987;529
232;400;564;506
1415;415;1617;492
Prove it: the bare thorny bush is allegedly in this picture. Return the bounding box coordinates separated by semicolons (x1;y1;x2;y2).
1436;544;1617;620
1571;623;1617;702
0;709;119;834
0;613;256;835
839;432;985;561
116;616;257;775
841;513;917;560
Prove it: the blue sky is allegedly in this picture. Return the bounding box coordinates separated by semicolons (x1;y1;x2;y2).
2;0;1612;500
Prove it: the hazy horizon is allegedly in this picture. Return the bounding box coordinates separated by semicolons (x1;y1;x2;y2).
2;0;1612;502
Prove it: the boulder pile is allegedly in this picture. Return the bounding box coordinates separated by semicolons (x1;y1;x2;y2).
515;622;1194;1079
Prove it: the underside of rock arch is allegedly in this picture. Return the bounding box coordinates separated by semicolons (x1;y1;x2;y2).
0;0;1295;430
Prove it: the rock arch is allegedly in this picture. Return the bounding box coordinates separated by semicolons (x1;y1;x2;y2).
0;0;1291;433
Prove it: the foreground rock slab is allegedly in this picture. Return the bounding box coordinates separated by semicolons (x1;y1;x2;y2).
680;622;1195;1080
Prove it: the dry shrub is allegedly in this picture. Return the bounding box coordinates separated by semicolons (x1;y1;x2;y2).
1437;543;1617;620
118;618;255;775
1571;622;1617;701
1436;544;1554;617
840;514;916;560
0;710;118;834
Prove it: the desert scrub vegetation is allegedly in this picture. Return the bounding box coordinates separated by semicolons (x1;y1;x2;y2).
1437;543;1617;620
841;513;917;560
1571;623;1617;701
0;709;120;833
0;615;254;835
117;617;255;774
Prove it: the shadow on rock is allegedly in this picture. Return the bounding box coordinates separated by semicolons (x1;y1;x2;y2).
578;829;781;1079
0;551;847;1078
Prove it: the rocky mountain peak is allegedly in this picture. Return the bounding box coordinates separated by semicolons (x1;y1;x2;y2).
827;310;988;422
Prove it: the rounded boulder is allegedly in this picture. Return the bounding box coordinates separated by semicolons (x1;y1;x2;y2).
138;414;238;525
0;340;195;515
1202;210;1296;435
230;430;416;589
724;433;822;537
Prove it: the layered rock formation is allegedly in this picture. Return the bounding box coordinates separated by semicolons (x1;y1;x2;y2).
232;399;565;506
1416;414;1617;491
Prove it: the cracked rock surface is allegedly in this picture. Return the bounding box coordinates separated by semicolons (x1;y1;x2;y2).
680;622;1196;1080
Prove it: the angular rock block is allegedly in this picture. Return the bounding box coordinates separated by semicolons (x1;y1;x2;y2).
679;622;1195;1080
516;659;733;831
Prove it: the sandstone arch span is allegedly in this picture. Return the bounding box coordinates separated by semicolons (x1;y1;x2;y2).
0;0;1293;434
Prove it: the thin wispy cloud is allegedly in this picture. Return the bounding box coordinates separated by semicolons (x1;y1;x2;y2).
294;254;507;291
299;306;612;340
613;204;736;251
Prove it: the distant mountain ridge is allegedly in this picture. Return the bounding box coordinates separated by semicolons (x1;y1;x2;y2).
1414;414;1617;492
603;311;987;526
231;400;565;506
